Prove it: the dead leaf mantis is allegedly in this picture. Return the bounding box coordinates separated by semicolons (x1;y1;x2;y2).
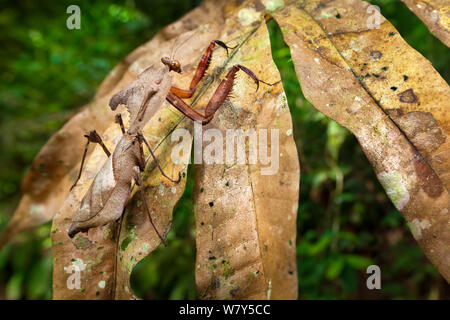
68;37;278;245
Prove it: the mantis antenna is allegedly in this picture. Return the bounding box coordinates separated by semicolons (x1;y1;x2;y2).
170;29;200;61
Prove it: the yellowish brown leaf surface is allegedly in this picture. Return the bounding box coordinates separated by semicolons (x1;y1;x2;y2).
271;0;450;281
194;0;300;300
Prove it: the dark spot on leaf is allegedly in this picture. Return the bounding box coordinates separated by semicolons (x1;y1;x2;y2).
335;13;341;19
209;201;214;207
200;187;204;193
370;51;382;61
208;256;216;260
403;75;409;81
121;235;134;251
225;181;230;187
226;28;236;36
288;271;294;275
412;151;443;198
200;221;204;226
73;236;93;250
390;86;397;91
381;66;388;71
389;110;445;153
399;89;418;103
229;288;240;297
372;73;380;78
254;0;265;11
389;32;396;36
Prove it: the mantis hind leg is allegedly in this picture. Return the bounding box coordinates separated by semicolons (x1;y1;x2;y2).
115;114;126;134
70;130;111;191
133;167;167;247
137;133;181;183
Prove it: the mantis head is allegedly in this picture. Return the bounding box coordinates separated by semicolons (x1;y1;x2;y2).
161;57;181;73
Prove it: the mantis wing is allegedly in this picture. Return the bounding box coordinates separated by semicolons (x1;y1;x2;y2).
109;65;172;133
71;155;118;224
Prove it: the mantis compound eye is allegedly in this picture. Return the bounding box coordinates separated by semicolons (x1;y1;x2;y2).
172;60;181;73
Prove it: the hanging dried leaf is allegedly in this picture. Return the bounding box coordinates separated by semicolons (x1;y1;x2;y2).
193;1;299;300
51;21;225;299
0;0;226;250
271;0;450;281
401;0;450;47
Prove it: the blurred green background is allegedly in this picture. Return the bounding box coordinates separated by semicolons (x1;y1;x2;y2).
0;0;448;299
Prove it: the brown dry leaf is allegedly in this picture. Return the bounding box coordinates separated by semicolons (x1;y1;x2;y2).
401;0;450;47
271;0;450;281
0;0;225;250
51;19;226;299
193;1;300;299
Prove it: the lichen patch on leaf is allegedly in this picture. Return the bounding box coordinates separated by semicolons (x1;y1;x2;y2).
378;171;411;211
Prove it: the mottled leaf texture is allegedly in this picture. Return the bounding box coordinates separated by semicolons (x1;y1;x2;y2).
401;0;450;47
0;0;225;250
51;9;226;299
193;1;300;299
271;0;450;281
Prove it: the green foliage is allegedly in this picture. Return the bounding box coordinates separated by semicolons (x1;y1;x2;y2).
0;0;448;299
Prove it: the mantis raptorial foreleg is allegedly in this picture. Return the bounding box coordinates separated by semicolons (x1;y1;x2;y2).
169;40;234;99
166;64;279;125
